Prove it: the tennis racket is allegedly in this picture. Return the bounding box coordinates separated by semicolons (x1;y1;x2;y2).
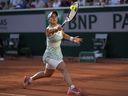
61;1;79;27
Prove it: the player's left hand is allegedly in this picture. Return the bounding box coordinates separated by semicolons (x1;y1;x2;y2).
73;36;83;44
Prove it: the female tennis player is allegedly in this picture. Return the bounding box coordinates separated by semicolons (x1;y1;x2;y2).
23;10;82;96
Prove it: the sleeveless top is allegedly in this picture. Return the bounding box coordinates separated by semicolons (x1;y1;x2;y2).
43;24;63;63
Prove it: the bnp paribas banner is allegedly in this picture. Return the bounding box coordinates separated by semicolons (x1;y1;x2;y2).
0;9;127;33
64;11;128;32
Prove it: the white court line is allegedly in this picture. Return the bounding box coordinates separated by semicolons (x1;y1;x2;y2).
0;93;26;96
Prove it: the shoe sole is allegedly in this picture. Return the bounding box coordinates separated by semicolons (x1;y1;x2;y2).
67;92;80;96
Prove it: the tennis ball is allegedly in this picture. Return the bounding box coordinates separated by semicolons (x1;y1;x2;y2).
70;5;76;11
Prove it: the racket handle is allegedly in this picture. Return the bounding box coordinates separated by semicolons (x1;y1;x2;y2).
61;22;66;27
61;17;70;27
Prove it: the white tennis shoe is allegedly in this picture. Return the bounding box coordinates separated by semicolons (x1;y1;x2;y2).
67;86;80;96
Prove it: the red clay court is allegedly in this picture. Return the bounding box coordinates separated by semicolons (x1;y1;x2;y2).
0;57;128;96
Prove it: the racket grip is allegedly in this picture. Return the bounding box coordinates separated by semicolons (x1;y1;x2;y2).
61;22;65;27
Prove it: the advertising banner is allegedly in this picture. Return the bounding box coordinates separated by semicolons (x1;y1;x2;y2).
64;11;128;32
0;14;45;33
0;9;128;33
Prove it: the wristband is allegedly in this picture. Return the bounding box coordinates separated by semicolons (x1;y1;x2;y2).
70;37;74;41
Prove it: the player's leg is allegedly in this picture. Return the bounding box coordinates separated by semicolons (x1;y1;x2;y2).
56;61;73;86
31;68;55;80
23;65;55;88
56;62;80;95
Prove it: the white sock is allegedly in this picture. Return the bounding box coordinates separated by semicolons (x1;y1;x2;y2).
70;85;75;89
29;77;33;82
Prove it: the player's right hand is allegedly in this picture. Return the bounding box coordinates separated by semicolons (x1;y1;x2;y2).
57;25;63;31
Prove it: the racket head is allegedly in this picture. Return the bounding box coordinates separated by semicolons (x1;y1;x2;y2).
68;2;79;21
61;2;79;27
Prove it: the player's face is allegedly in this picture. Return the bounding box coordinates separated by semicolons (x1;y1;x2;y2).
49;13;58;25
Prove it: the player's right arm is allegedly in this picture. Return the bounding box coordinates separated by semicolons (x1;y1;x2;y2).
46;26;63;37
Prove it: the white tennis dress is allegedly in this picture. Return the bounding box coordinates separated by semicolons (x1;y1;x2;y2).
43;24;63;69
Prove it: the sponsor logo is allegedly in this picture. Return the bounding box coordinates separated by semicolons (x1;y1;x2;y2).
0;19;7;30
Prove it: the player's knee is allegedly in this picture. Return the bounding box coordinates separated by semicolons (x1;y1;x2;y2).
58;67;66;74
57;63;67;74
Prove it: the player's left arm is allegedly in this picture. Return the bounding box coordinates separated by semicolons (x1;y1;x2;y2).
62;31;82;44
